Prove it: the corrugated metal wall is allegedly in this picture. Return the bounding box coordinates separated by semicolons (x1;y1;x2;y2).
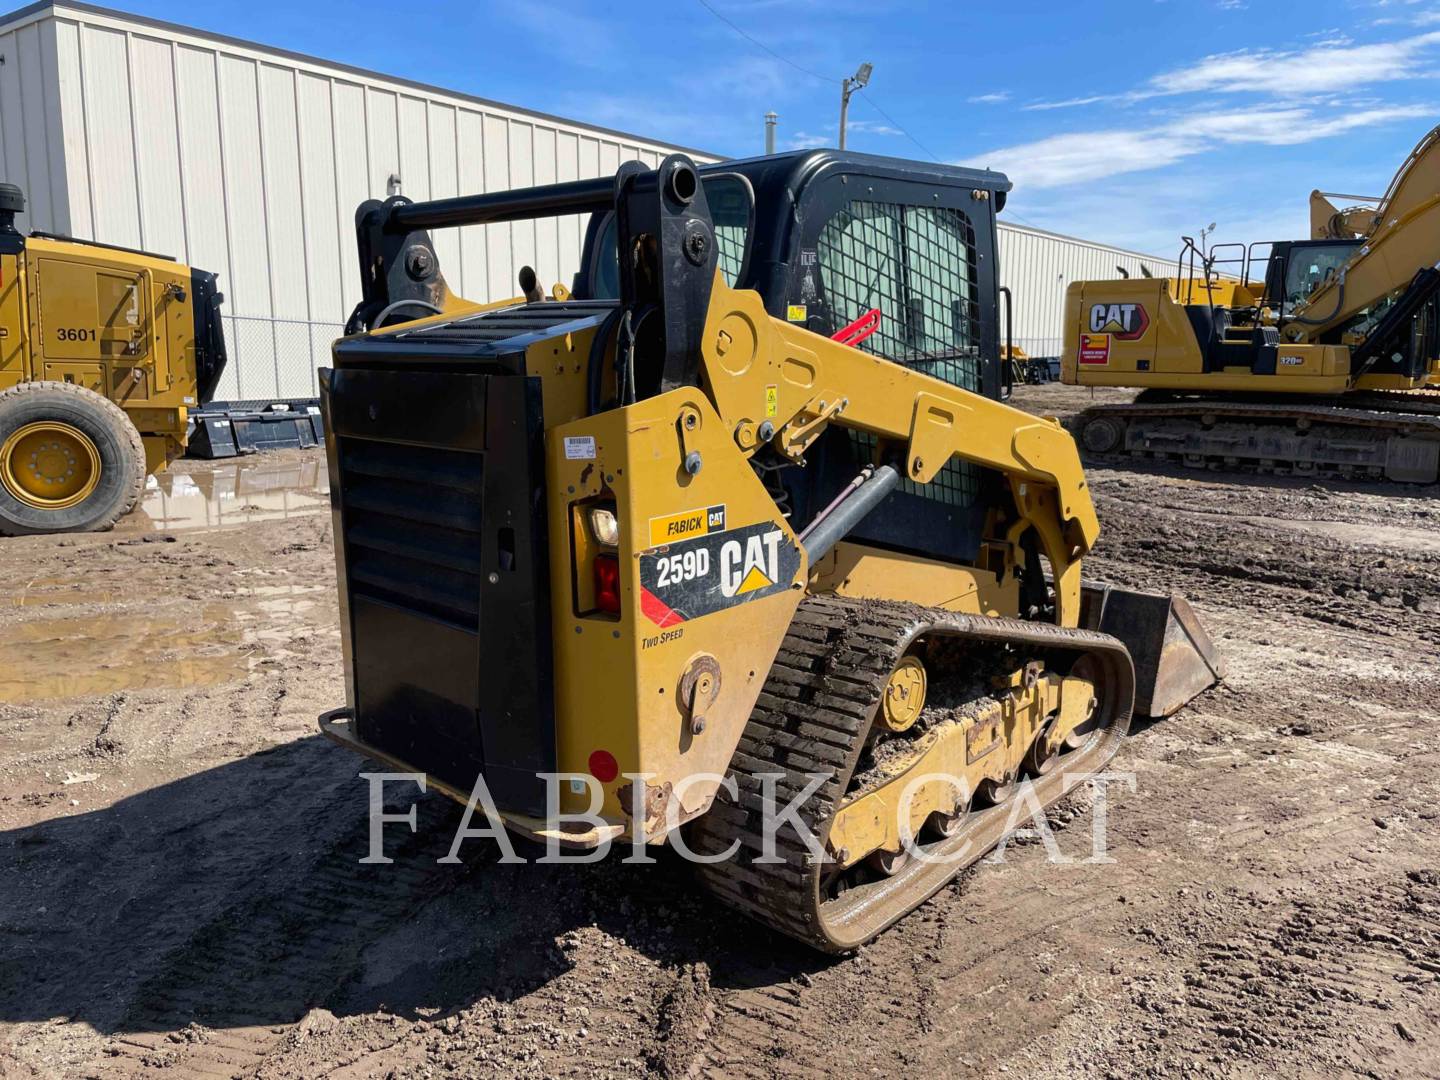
997;223;1174;358
2;3;1174;398
0;3;708;401
0;16;70;238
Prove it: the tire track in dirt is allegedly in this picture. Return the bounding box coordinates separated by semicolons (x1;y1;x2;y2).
1119;870;1440;1076
95;798;474;1077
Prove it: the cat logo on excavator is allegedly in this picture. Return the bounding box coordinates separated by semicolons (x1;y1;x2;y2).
1088;302;1150;339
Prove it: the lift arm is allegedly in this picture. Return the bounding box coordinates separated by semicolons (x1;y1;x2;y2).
699;278;1100;625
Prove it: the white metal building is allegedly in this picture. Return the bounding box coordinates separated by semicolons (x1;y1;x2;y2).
0;1;1171;399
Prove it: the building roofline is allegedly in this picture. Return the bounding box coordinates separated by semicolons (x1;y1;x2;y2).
0;0;721;160
998;217;1175;266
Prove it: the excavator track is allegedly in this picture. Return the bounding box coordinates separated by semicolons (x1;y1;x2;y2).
1072;394;1440;484
689;595;1135;953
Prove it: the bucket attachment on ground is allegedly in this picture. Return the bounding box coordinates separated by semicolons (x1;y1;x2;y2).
187;405;324;458
1079;584;1224;718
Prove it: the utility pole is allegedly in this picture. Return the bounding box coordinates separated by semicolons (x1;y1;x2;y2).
838;62;873;150
765;111;778;155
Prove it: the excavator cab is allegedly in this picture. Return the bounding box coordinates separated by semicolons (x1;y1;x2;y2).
1261;239;1361;319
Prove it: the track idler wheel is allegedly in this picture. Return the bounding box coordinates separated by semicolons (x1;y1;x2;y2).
1079;414;1124;454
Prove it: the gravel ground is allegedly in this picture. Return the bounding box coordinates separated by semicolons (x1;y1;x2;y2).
0;389;1437;1079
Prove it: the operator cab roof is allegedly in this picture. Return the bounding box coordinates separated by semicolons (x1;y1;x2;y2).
698;149;1012;211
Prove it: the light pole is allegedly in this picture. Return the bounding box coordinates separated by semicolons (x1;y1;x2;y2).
765;111;778;155
838;62;873;150
1199;221;1217;254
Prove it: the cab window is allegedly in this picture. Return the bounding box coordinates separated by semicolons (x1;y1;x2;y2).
817;199;982;509
1282;243;1358;312
816;200;980;393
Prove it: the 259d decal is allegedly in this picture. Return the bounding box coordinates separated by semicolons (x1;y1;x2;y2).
639;521;800;628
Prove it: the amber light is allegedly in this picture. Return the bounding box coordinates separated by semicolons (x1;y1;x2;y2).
593;553;621;613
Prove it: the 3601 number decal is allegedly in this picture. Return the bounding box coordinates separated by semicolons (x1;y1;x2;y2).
55;328;97;342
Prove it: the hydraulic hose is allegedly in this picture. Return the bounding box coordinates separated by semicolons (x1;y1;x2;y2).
585;306;625;416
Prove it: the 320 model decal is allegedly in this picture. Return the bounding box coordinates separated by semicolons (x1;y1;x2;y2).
638;521;800;628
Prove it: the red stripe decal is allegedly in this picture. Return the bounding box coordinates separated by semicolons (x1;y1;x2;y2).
640;587;685;628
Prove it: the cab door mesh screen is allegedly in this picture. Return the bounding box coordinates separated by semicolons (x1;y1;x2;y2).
818;200;982;508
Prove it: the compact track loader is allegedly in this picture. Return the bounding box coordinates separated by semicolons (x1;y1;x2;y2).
318;151;1221;951
0;183;228;535
1061;123;1440;484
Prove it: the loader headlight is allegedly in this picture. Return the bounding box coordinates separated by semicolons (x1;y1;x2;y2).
589;506;620;548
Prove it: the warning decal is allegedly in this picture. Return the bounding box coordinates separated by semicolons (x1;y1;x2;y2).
639;521;800;626
1078;333;1111;365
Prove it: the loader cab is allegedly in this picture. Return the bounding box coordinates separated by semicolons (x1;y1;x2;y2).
575;150;1012;402
575;150;1014;567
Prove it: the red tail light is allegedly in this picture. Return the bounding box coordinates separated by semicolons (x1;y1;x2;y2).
594;553;621;613
588;749;619;783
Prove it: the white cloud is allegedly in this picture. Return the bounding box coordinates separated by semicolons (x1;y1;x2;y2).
968;91;1011;104
1023;95;1115;112
1024;28;1440;110
787;131;831;150
846;118;903;136
1151;33;1440;96
967;103;1433;189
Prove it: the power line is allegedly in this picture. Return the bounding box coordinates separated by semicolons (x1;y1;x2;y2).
691;0;940;162
693;0;830;83
851;96;939;162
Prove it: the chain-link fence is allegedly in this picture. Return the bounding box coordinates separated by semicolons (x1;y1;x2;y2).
213;315;346;403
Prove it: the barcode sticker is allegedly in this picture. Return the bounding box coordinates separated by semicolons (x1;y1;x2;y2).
564;435;596;460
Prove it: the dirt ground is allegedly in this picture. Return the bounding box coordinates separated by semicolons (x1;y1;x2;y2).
1;387;1437;1079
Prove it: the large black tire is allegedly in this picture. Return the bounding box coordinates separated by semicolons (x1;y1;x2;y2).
0;381;146;536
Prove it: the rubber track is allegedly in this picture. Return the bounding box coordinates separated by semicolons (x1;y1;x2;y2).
1074;395;1440;484
689;595;1134;953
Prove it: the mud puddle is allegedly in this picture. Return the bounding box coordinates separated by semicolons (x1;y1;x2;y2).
123;456;329;533
0;609;253;703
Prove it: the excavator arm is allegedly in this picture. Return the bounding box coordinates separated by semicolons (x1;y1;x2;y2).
1290;123;1440;341
1309;190;1381;241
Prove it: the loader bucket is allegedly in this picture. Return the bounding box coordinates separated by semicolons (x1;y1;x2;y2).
1079;584;1224;718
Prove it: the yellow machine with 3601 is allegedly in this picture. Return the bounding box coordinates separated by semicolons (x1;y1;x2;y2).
0;182;227;535
1062;123;1440;484
317;151;1220;951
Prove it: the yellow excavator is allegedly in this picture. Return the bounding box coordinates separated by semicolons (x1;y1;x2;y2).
316;151;1221;951
0;182;227;535
1061;123;1440;484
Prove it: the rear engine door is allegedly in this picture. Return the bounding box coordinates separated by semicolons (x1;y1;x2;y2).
34;254;153;367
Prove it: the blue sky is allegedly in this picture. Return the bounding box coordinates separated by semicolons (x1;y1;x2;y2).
110;0;1440;256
